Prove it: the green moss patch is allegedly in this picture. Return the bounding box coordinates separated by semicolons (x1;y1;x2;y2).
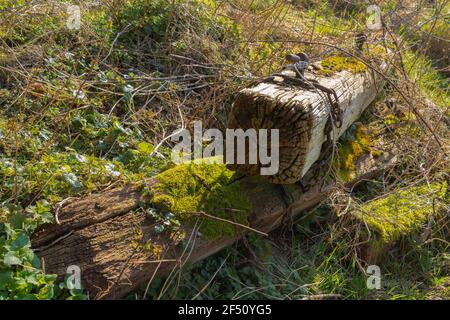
355;182;448;252
334;124;381;182
151;159;252;240
383;112;416;126
367;44;390;59
320;56;367;76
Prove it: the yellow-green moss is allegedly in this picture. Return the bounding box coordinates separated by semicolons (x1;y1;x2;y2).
151;158;251;240
356;182;448;252
367;44;390;59
319;56;367;76
334;124;381;182
383;112;416;126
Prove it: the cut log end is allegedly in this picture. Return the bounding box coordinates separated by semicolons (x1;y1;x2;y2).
227;83;313;184
227;64;386;184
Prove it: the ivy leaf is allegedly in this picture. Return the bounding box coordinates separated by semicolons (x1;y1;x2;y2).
7;211;26;230
31;254;41;269
10;233;30;250
3;251;22;266
22;247;35;263
26;274;40;286
63;172;82;191
37;285;54;299
0;271;14;290
137;142;154;155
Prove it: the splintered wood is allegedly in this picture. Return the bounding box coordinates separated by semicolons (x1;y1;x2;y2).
227;62;388;184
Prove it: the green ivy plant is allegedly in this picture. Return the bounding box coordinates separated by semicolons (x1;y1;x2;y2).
0;223;86;300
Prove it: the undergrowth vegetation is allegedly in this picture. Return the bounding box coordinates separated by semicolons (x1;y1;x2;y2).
0;0;448;300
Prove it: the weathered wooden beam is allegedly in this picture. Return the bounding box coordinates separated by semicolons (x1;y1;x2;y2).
31;146;396;299
227;57;389;184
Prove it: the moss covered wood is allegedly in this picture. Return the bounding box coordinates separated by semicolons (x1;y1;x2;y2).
151;160;252;240
355;182;448;261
